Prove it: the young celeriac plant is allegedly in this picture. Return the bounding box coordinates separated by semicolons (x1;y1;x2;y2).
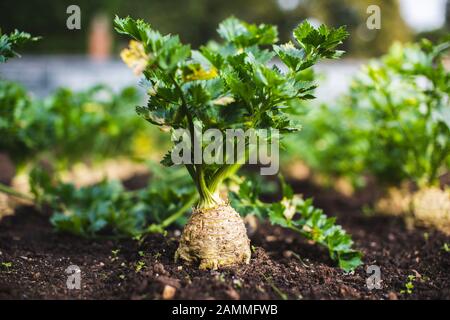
115;16;348;269
347;40;450;235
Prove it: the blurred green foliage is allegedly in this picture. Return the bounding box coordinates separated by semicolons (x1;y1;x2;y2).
0;29;39;62
290;38;450;188
0;81;155;168
0;0;414;56
30;164;196;237
28;161;362;271
284;102;369;187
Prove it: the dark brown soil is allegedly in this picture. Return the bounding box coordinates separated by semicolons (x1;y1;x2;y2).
0;178;449;300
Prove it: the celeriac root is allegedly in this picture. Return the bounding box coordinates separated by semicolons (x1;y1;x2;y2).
412;187;450;235
376;186;450;235
375;186;411;217
0;193;14;219
175;204;251;270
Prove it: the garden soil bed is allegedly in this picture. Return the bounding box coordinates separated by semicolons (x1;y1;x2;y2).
0;177;449;300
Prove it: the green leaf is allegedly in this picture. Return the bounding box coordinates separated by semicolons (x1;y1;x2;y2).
217;16;278;47
273;42;305;71
230;175;362;271
115;15;191;73
292;21;349;61
338;251;363;272
0;29;39;63
293;21;315;44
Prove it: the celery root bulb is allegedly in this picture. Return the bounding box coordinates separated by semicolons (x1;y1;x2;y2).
175;204;251;269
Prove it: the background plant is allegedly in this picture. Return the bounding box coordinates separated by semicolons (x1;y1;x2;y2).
289;38;450;189
113;15;362;270
115;15;349;208
29;164;196;237
0;83;161;169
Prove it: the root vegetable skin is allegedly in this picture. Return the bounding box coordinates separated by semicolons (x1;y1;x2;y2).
377;186;450;235
175;204;251;270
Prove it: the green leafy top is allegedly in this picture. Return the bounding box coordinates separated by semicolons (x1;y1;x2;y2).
115;16;348;208
115;16;347;133
0;29;39;63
